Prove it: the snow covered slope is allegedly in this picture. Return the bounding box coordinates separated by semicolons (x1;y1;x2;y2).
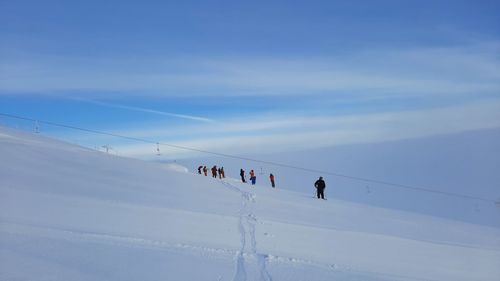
180;128;500;227
1;126;499;281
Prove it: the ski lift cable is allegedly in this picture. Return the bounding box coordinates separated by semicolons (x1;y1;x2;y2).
0;112;496;204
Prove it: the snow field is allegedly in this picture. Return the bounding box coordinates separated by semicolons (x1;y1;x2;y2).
1;126;500;281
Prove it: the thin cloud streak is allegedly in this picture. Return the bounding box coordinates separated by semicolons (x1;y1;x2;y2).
76;99;500;159
72;98;214;123
104;98;500;140
1;43;499;99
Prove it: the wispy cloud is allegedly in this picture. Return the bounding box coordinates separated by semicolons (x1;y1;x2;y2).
4;42;499;158
71;99;500;159
71;98;214;123
1;43;499;100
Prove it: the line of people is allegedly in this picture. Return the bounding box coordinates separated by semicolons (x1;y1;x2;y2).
197;165;276;188
197;166;326;200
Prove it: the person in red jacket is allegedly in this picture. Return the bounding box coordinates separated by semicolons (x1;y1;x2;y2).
269;173;275;188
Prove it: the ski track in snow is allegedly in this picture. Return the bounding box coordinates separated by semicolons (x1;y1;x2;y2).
220;180;273;281
217;180;434;281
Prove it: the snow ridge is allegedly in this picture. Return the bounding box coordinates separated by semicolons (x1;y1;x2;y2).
221;180;272;281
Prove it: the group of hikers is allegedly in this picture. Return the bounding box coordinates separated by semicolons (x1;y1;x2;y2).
197;165;276;188
239;168;276;188
196;165;327;199
197;165;225;179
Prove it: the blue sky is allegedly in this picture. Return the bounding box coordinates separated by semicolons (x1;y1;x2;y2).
1;0;500;158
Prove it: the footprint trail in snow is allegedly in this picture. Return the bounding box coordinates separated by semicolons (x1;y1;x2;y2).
221;180;273;281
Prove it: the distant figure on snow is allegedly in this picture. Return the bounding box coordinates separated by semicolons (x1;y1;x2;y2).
197;166;203;174
249;170;256;185
240;169;246;183
269;173;275;188
203;166;208;176
314;176;326;199
211;165;218;178
217;167;222;179
220;167;225;178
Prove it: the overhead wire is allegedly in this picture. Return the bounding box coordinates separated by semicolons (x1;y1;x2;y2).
0;112;497;204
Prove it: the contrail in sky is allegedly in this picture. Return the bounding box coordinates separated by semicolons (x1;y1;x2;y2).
71;98;214;123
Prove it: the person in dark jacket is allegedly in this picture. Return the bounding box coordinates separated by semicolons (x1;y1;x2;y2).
198;166;203;174
269;173;275;188
203;166;208;176
314;176;326;199
240;169;246;183
211;165;218;178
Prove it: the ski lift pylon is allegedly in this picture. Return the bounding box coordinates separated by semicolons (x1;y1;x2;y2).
156;142;161;156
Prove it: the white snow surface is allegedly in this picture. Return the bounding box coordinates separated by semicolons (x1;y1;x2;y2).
1;126;499;281
179;128;500;228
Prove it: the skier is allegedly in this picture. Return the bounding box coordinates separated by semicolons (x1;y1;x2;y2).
269;173;275;188
249;170;256;185
217;167;222;179
203;166;208;176
240;169;246;183
211;165;218;178
314;176;326;199
220;167;225;178
197;166;203;174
